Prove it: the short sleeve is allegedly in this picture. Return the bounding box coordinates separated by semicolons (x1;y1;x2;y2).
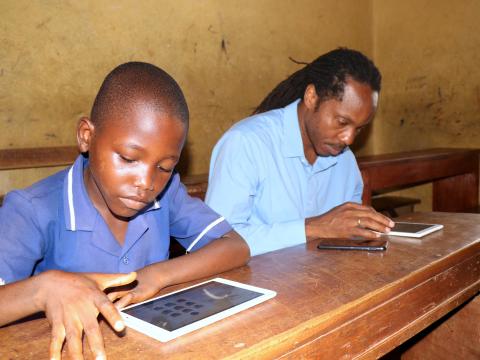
166;173;232;252
0;191;46;284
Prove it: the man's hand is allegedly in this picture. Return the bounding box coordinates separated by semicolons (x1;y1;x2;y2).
305;202;394;241
34;270;136;360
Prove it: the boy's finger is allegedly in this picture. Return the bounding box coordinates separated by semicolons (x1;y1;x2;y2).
49;323;66;360
64;324;84;360
113;292;134;310
87;272;137;291
95;295;125;332
84;318;107;360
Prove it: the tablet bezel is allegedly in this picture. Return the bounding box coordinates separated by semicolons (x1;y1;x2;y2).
387;222;443;238
120;277;276;342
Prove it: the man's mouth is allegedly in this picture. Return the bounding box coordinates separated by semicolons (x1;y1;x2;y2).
326;144;345;156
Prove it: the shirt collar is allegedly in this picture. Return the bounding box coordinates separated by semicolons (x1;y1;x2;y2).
281;99;305;158
280;99;338;172
63;155;160;232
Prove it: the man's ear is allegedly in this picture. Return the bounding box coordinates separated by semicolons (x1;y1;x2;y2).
303;84;319;111
77;117;95;153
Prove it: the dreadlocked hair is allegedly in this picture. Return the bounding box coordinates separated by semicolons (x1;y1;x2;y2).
253;47;381;115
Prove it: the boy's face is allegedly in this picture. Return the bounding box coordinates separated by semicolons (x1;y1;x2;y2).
78;102;186;219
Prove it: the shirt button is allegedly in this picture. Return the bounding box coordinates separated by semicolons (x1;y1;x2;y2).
122;256;129;265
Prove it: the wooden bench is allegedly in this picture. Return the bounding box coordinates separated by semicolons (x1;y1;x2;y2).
1;147;479;213
183;148;480;214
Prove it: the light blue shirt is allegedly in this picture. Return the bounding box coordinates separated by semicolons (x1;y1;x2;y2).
0;155;231;284
206;100;363;256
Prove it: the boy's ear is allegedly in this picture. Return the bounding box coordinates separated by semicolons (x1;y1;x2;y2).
303;84;319;111
77;117;95;153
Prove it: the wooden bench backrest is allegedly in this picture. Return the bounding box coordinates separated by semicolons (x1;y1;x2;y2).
1;147;478;211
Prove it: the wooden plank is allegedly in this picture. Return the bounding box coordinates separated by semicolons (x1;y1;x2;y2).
399;295;480;360
0;146;78;170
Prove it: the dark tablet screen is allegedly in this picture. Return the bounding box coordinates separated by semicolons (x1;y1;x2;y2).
122;281;263;331
392;222;436;233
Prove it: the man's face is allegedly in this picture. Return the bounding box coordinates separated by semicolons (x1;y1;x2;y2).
302;78;377;157
81;102;186;219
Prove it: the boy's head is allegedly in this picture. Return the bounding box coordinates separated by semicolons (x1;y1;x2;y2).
77;62;188;220
91;61;189;129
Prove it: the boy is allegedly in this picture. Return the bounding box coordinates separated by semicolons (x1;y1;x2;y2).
0;62;250;359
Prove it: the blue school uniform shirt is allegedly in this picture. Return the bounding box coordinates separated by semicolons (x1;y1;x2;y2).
205;99;363;256
0;155;231;285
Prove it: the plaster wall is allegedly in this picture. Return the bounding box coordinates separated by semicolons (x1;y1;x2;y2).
0;0;372;194
372;0;480;210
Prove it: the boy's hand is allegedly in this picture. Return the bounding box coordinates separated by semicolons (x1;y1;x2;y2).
305;202;395;241
35;270;136;360
108;265;162;309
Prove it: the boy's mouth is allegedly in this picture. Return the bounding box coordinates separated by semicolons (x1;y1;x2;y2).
120;196;150;210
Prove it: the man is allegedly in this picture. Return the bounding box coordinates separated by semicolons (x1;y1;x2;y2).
206;48;394;256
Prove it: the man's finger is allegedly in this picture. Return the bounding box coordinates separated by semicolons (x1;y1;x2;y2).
357;217;392;233
353;227;382;240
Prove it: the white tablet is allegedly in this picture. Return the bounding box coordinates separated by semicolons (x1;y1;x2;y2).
387;222;443;238
120;278;276;342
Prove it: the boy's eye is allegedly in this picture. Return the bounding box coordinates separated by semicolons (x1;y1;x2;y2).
119;154;136;163
337;117;348;126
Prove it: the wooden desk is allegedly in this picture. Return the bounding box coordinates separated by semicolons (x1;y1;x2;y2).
1;212;479;359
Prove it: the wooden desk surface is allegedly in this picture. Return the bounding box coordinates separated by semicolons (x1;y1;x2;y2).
1;212;479;359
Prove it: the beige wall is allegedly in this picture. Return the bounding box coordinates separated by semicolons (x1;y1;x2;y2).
2;1;479;210
0;0;372;194
372;0;480;210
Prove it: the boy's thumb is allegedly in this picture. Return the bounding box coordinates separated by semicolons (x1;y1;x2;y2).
88;272;137;290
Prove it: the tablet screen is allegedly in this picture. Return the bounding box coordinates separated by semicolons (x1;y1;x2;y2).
122;281;264;331
391;222;435;233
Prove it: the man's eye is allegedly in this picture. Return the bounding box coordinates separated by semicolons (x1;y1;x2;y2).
157;166;173;173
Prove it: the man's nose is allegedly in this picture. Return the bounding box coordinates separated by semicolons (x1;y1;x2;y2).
340;127;356;146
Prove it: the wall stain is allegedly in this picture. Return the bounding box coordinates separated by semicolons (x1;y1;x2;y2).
405;75;427;90
36;17;51;29
221;38;227;54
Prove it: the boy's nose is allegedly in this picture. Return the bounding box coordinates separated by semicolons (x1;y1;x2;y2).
135;166;155;192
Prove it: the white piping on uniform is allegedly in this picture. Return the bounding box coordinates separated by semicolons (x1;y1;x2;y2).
185;216;225;254
67;166;76;231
